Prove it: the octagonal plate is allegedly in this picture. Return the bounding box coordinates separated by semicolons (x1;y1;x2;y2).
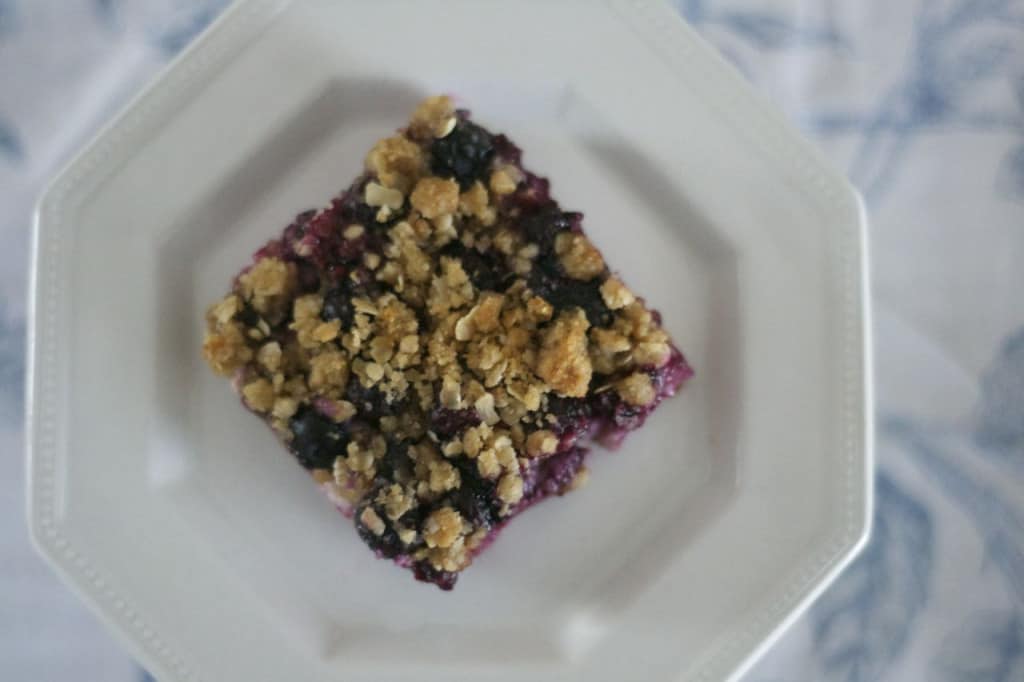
27;1;871;680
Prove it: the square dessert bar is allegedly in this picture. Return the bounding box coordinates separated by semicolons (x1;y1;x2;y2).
202;96;693;589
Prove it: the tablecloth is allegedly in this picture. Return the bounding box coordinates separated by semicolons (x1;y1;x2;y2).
2;1;1022;680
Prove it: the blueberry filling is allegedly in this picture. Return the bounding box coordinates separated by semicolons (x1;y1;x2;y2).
413;561;458;591
451;459;502;529
429;407;482;439
440;241;514;293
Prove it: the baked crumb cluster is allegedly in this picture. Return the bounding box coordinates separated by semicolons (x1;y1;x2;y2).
202;96;691;589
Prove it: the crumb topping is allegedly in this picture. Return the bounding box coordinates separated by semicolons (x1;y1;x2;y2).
410;177;460;219
536;309;592;398
200;95;688;579
365;135;425;193
359;507;387;536
555;232;605;281
409;95;457;140
202;322;252;376
423;507;463;548
365;182;404;212
525;429;558;457
238;257;295;317
489;167;519;196
616;372;656;406
600;277;635;310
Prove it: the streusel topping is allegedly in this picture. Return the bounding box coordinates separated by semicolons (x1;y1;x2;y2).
201;95;689;582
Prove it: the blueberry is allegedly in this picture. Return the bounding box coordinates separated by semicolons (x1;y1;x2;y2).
518;209;575;252
429;407;481;439
430;120;495;189
516;210;611;326
413;561;458;590
528;268;613;328
235;304;261;328
451;459;501;528
440;242;513;293
288;406;349;469
321;287;355;329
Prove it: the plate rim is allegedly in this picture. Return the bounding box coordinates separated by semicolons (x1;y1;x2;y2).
25;1;874;681
26;2;290;681
611;4;873;677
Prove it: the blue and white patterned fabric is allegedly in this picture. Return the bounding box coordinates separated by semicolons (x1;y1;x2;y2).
1;2;1022;680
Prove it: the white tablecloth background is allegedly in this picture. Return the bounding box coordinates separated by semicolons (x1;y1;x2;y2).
2;1;1022;680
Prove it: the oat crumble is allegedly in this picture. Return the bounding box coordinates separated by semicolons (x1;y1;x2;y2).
201;95;693;590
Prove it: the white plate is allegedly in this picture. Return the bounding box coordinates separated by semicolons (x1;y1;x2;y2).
27;1;872;680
